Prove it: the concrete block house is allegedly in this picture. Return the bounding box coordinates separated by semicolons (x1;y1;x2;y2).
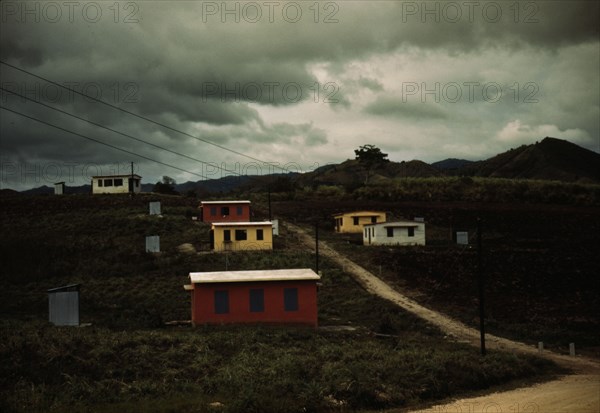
184;269;320;327
363;221;426;246
333;211;387;233
199;200;251;223
210;221;273;252
92;174;141;194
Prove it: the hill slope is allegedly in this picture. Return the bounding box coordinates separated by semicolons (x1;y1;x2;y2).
455;137;600;183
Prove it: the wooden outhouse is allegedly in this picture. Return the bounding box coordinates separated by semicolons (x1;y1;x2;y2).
199;200;251;223
210;221;273;251
333;211;386;233
184;269;320;327
363;221;426;246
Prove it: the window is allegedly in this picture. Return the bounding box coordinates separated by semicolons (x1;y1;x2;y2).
210;207;217;216
114;178;123;186
249;289;264;312
98;179;103;187
408;227;415;237
284;288;298;311
223;229;231;242
221;206;230;216
353;217;359;225
256;229;264;240
104;179;113;187
237;206;243;215
235;229;247;241
134;179;140;187
371;216;377;223
214;290;229;314
387;227;394;237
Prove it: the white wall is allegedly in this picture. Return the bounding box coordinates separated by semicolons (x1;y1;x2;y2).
92;177;141;194
363;223;426;246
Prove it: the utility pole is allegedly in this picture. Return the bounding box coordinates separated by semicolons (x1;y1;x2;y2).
268;185;272;221
477;217;486;356
315;220;319;274
130;161;135;197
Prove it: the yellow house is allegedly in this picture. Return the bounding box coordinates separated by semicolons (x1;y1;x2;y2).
333;211;386;233
211;222;273;252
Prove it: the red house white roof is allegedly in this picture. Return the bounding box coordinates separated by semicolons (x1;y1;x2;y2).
189;268;320;284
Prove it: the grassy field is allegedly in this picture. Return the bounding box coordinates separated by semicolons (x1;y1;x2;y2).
265;197;600;357
0;192;566;412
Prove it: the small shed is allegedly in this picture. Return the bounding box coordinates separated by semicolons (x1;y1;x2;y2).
184;268;320;327
199;200;251;223
92;174;141;194
456;231;469;245
210;222;273;252
145;235;160;252
333;211;386;233
149;201;161;215
54;182;65;195
48;284;80;326
363;221;426;246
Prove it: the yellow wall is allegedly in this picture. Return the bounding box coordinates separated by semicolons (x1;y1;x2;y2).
212;224;273;252
334;211;386;233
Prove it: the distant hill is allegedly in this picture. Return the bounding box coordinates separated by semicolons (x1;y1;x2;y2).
295;158;442;188
431;158;474;171
454;137;600;183
14;137;600;194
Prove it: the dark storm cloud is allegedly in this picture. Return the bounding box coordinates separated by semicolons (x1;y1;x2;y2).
0;1;598;189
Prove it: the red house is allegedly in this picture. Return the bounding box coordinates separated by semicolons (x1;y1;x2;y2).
184;269;320;327
199;200;251;223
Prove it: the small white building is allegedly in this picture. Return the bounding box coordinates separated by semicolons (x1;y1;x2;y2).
363;221;426;246
92;174;141;194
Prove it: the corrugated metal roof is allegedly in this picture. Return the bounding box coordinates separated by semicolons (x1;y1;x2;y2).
212;221;272;227
190;268;320;284
201;200;251;205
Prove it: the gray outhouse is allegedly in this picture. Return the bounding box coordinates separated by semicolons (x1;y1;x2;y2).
149;201;161;215
54;182;65;195
146;235;160;252
48;284;80;326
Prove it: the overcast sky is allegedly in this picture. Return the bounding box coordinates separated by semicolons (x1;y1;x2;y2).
1;1;598;190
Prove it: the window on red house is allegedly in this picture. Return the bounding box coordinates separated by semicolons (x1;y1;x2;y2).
214;290;229;314
249;289;264;312
284;288;298;311
237;206;243;215
221;206;230;216
210;207;217;216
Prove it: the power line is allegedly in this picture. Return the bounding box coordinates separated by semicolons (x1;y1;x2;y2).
0;86;244;178
0;105;210;180
0;60;291;174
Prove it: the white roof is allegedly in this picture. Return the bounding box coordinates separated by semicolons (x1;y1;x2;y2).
364;221;422;228
201;200;251;205
333;211;386;218
189;268;320;284
212;221;272;227
92;174;142;179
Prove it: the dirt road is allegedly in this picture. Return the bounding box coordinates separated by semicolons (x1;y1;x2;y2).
286;223;600;413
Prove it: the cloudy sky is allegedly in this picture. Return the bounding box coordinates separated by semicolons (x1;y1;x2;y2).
1;1;598;190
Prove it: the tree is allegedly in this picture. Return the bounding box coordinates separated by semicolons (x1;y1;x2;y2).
354;144;389;184
354;144;389;164
153;176;178;195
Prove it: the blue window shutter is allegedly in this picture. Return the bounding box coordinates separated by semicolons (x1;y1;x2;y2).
214;290;229;314
249;289;264;312
284;288;298;311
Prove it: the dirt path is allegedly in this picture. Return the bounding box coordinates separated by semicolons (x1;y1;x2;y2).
286;223;600;413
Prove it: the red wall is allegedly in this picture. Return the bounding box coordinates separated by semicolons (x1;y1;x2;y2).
201;203;251;223
191;280;318;327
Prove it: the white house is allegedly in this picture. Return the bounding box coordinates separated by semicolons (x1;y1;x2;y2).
92;174;141;194
363;221;426;246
